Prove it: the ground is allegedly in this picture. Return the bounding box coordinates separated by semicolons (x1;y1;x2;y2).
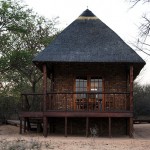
0;124;150;150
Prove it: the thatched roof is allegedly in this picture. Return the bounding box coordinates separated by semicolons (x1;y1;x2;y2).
33;9;145;66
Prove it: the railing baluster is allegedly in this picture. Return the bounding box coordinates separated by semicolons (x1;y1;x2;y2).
87;93;89;112
65;94;67;111
124;94;126;110
114;94;115;110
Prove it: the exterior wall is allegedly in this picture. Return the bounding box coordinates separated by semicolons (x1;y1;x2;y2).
53;63;128;91
51;63;129;111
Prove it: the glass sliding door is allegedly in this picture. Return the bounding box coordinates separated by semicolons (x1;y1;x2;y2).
90;78;102;110
75;76;102;111
75;77;87;110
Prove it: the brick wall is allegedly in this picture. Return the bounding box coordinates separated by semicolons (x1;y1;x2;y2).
51;63;129;110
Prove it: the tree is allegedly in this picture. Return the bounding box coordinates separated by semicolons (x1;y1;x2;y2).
0;0;59;96
0;0;59;121
134;83;150;117
129;0;150;56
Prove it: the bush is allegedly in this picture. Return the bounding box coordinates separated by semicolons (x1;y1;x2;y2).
0;96;20;123
134;83;150;117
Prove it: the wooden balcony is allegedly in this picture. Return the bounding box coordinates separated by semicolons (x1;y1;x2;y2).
20;91;132;118
19;66;134;137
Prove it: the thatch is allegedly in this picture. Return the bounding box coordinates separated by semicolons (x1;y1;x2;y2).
33;9;145;66
33;9;145;63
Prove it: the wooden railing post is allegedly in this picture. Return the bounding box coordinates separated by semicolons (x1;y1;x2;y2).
102;79;105;112
25;95;30;111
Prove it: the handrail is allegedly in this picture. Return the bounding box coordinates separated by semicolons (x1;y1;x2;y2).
21;93;43;95
21;91;130;95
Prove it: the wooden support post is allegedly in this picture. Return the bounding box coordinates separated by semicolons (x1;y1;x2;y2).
43;64;48;137
65;117;67;137
86;117;89;137
24;118;26;133
27;118;31;131
43;117;48;137
70;121;73;134
20;118;22;134
130;65;133;111
43;64;47;112
129;117;133;137
109;117;112;137
129;65;133;138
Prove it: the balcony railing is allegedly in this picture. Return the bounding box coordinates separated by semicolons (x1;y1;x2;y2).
21;91;130;112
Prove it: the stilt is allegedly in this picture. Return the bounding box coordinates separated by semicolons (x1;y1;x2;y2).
24;118;26;133
129;117;133;137
109;117;111;137
43;117;48;137
65;117;67;137
26;118;31;131
70;120;73;134
20;118;22;134
86;117;89;137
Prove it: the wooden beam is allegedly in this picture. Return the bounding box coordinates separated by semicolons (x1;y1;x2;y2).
20;112;43;117
109;117;112;137
130;65;133;111
86;117;89;137
20;111;133;118
65;117;67;137
44;111;133;118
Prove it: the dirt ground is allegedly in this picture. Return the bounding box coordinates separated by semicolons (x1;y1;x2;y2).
0;124;150;150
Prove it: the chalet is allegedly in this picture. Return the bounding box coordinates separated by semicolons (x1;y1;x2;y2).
20;9;145;137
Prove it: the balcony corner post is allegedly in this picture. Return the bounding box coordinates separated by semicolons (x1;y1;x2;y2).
43;63;48;137
130;65;133;112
